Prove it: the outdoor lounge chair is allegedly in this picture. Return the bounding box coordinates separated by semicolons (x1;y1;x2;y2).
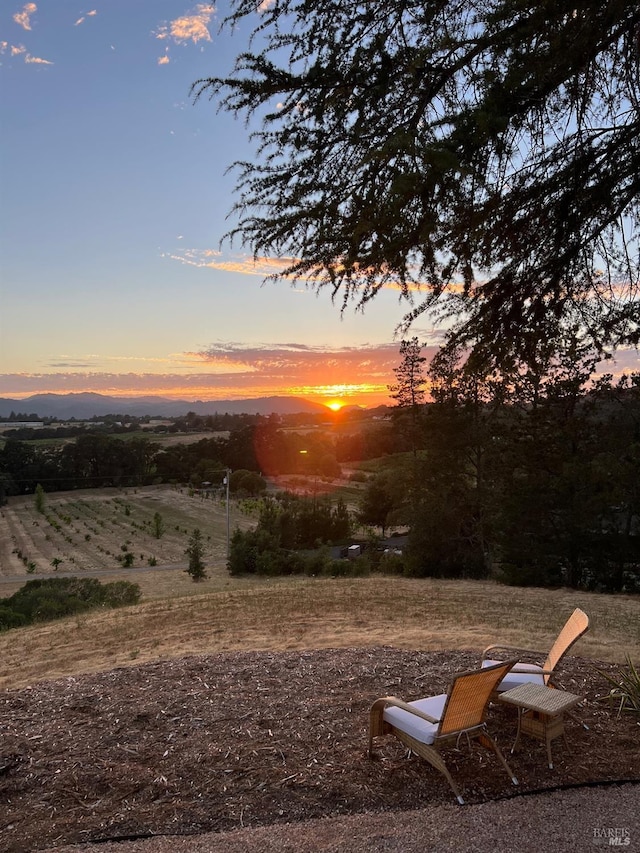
368;660;519;804
481;607;589;693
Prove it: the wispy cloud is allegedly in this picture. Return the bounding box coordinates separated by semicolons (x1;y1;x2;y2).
75;10;97;27
1;37;51;65
25;53;53;65
164;248;291;278
155;4;214;45
164;248;429;297
13;2;37;31
190;340;411;403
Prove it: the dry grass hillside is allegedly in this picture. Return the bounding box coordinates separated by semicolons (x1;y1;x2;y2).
1;574;638;690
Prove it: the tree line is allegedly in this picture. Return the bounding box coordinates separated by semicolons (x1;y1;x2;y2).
359;338;640;593
0;411;399;499
228;492;352;577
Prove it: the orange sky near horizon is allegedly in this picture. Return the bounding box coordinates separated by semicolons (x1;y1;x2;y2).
2;343;639;411
0;381;394;410
0;341;415;409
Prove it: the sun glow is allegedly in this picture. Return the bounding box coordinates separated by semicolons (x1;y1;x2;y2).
327;400;344;411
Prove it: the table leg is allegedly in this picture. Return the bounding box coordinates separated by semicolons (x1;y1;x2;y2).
511;707;523;755
546;726;554;769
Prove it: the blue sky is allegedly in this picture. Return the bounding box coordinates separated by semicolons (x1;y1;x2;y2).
0;1;432;408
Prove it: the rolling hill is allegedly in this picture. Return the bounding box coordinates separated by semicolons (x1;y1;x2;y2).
0;392;329;420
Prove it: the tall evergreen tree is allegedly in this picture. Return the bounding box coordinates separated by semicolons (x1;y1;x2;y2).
185;529;208;582
388;337;427;456
194;1;639;360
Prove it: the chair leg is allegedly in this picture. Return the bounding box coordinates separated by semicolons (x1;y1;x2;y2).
368;700;388;756
567;708;589;730
479;732;519;786
395;731;466;805
417;744;466;805
511;708;523;755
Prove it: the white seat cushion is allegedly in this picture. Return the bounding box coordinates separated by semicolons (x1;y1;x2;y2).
482;658;545;691
383;694;447;745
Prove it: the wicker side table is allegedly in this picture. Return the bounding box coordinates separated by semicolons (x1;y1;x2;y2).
498;682;582;769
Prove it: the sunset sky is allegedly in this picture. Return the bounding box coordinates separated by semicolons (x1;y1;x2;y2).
0;1;446;410
1;4;637;411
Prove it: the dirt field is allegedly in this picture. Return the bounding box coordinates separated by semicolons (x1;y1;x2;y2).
0;485;255;581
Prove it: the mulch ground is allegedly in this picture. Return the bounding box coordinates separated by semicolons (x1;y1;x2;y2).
1;648;638;853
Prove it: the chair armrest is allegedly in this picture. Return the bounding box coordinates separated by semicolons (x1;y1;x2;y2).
376;696;441;724
481;643;546;662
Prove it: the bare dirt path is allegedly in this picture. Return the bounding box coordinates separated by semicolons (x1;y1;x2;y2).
45;783;640;853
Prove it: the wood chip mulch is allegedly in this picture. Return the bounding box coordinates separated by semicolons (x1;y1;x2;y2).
1;648;638;853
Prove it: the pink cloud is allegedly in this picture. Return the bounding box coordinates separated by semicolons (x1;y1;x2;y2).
25;53;52;65
75;8;96;26
13;3;36;31
155;5;213;45
164;248;438;296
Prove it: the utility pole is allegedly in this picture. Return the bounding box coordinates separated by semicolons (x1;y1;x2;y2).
225;468;231;559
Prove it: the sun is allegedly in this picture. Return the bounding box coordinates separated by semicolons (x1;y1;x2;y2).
327;400;344;412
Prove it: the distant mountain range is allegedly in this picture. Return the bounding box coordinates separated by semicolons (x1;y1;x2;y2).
0;392;329;420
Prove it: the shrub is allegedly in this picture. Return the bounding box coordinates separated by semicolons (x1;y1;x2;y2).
597;656;640;718
494;561;563;588
0;605;27;630
228;527;278;575
377;552;405;575
229;469;267;497
34;483;46;514
229;527;365;577
102;580;142;607
152;511;165;539
0;577;142;631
